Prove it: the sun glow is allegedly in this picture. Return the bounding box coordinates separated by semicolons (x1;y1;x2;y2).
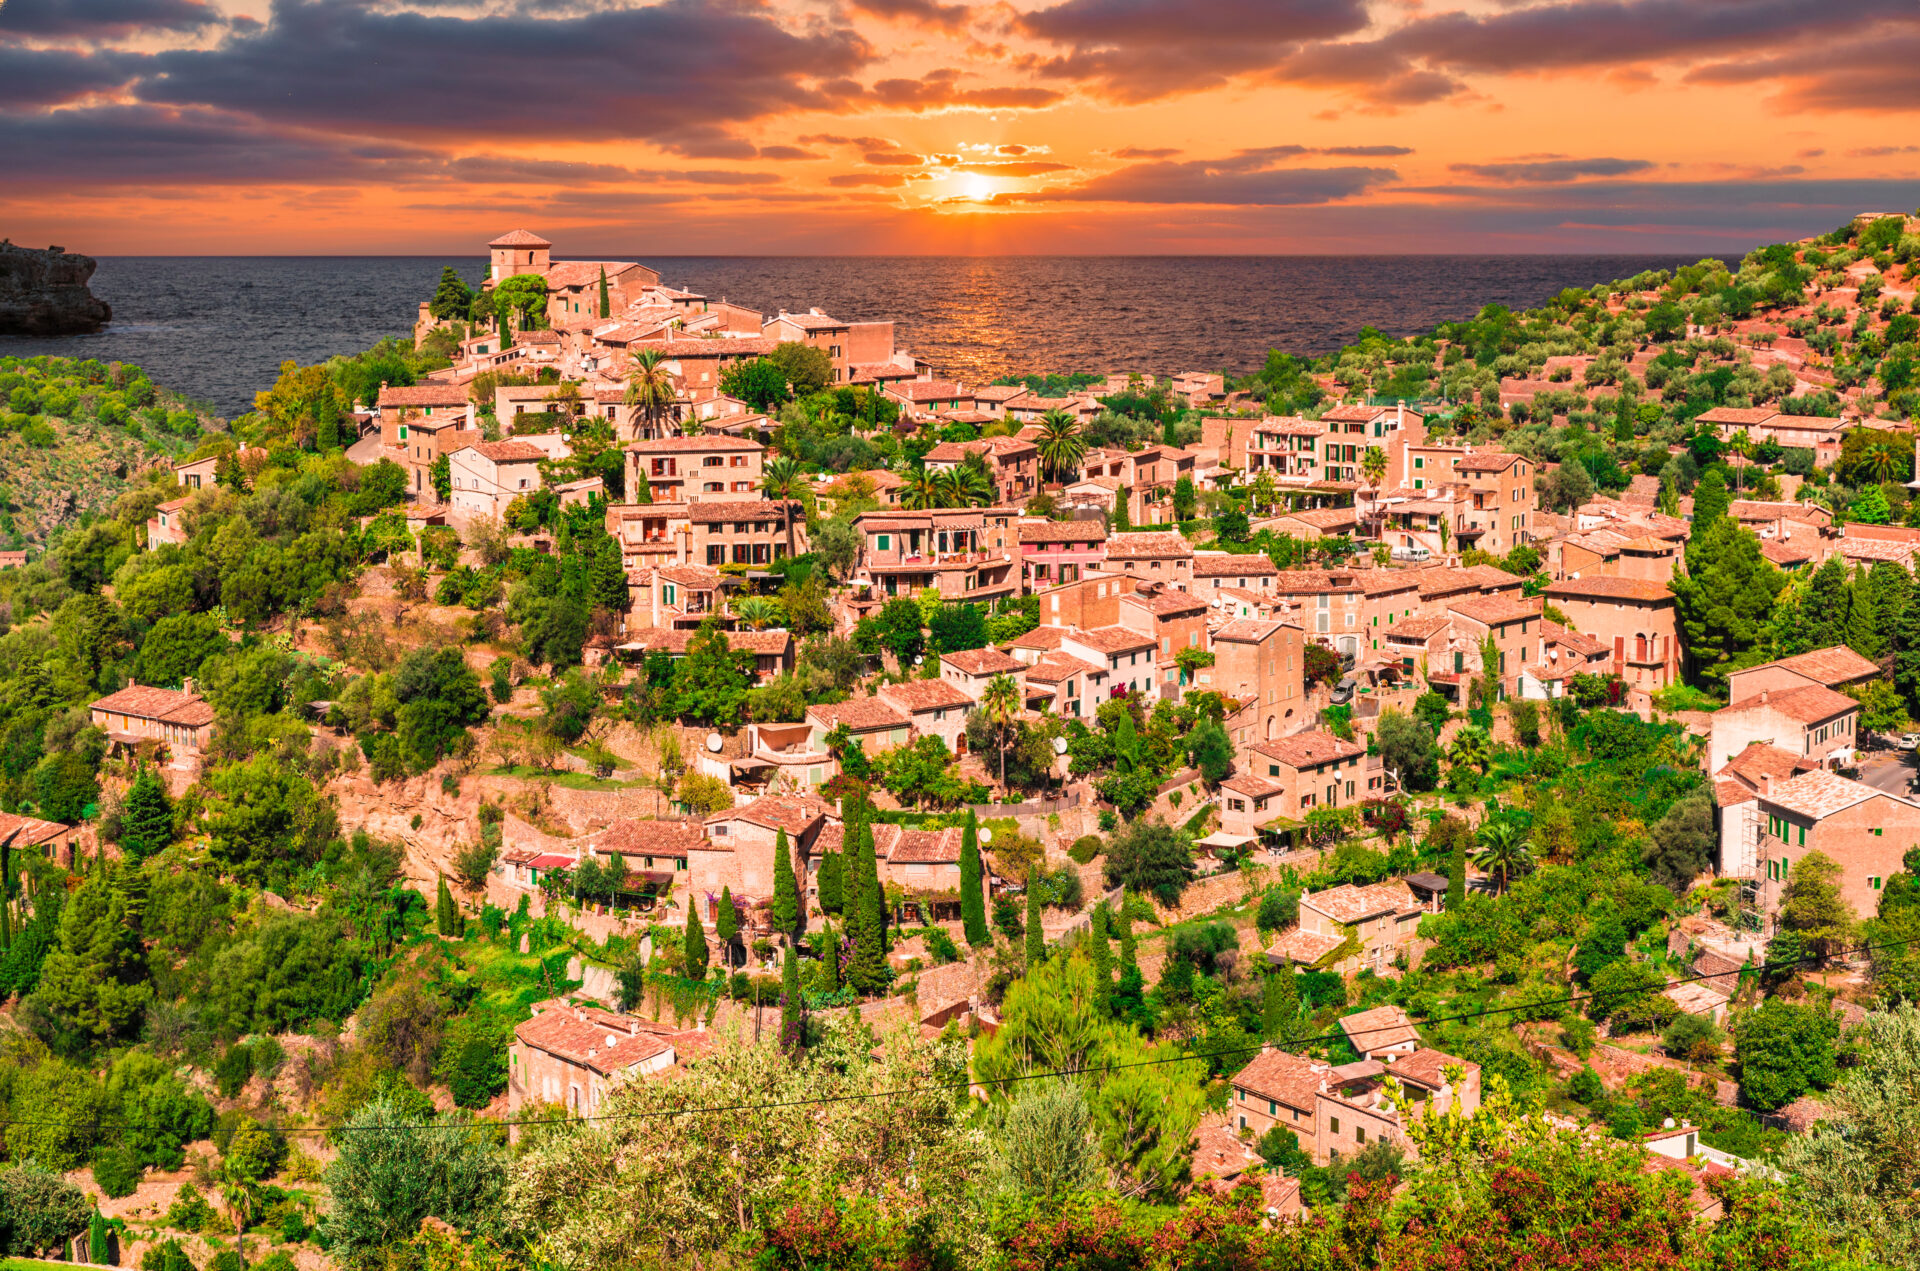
961;175;993;201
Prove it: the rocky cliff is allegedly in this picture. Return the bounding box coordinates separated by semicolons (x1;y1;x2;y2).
0;242;112;335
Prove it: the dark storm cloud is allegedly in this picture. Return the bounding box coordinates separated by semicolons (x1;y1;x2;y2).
1018;155;1397;205
1015;0;1371;101
757;145;823;160
0;104;441;185
1686;27;1920;112
1449;156;1654;183
0;0;218;37
128;0;872;142
0;45;130;106
1396;176;1920;215
853;70;1064;111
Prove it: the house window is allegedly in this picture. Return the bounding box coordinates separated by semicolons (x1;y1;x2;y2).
1330;1116;1341;1134
877;534;891;550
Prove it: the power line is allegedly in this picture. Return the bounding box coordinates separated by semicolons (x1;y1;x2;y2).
4;932;1909;1140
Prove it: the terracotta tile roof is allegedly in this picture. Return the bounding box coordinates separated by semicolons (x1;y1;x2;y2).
1840;537;1920;563
651;336;778;359
893;380;967;402
0;811;70;844
1193;553;1279;578
1757;645;1880;687
1541;621;1608;657
1068;626;1157;654
1729;499;1814;520
1230;1047;1331;1110
1338;1005;1420;1053
1544;575;1673;602
807;696;911;732
1389;1046;1473;1089
1462;564;1526;589
1270;569;1360;595
724;630;794;655
1453;451;1523;473
1320;403;1403;421
1023;652;1102;682
1222;773;1286;798
1190;1115;1260;1184
877;678;975;713
1253;414;1326;436
627;435;764;453
771;310;847;330
1664;982;1729;1016
1385;616;1450;639
91;684;211;724
1447;595;1543;626
1353;569;1420;596
656;565;725;588
1307;880;1419;923
1273;506;1358;529
1019;519;1109;544
1006;626;1066;651
514;1006;685;1075
377;383;469;407
685;500;797;523
879;824;963;864
1759;770;1883;820
1212;619;1289;644
708;793;831;837
489;228;552;247
1760;539;1815;566
458;440;548;463
1104;532;1192;559
1719;743;1813;788
1267;927;1345;963
1719;684;1859;724
941;648;1024;676
1123;587;1208;616
576;818;706;859
1713;779;1756;808
1252;730;1366;770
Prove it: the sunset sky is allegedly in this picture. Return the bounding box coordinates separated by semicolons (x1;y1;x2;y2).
3;0;1919;254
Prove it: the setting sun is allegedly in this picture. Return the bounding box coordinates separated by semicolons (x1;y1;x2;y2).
961;175;993;202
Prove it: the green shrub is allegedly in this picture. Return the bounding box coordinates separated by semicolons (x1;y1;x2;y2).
142;1239;196;1271
922;928;959;964
1067;835;1103;865
91;1144;143;1198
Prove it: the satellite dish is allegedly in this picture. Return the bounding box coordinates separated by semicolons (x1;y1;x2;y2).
706;733;723;753
1052;737;1069;755
978;828;993;845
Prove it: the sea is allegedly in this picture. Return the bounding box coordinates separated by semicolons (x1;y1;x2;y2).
0;254;1717;418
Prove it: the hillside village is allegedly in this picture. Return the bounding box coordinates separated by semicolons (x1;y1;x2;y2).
0;212;1919;1270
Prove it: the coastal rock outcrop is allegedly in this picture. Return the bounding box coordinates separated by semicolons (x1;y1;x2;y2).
0;241;112;335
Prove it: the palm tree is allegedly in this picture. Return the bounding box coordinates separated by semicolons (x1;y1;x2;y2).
732;596;784;630
1729;428;1750;494
1034;409;1085;483
1446;724;1492;775
1361;446;1387;490
978;672;1022;789
625;348;677;440
1472;818;1535;894
903;468;944;510
936;465;993;509
762;455;803;500
1865;440;1900;485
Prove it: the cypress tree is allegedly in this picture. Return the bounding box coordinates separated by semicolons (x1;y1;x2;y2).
716;885;738;966
846;811;887;994
1110;894;1144;1019
1024;869;1045;968
436;875;457;937
1262;962;1299;1040
1448;831;1466;910
1088;903;1113;1016
1845;575;1882;658
771;828;800;939
817;851;843;914
779;945;802;1051
959;810;988;948
89;1209;109;1265
1;837;12;951
597;266;610;319
497;308;511;350
683;905;708;980
819;919;841;993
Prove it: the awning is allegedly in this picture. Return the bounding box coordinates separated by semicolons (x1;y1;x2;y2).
1195;831;1255;849
526;854;575;869
731;756;775;774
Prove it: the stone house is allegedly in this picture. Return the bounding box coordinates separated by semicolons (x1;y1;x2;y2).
90;680;214;762
447;439;561;521
147;496;190;549
625;435;765;503
1709;685;1860;772
1205;620;1307;747
1243;730;1370;824
1227;1042;1480;1166
1102;532;1194;590
692;794;830;921
1017;518;1109;587
686;499;808;568
508;1000;705;1115
1540;575;1680;689
876;678;975;755
1725;646;1879;702
852;509;1019;603
1266;879;1422;975
1752;770;1920;928
1441;594;1544;700
1059;627;1159;698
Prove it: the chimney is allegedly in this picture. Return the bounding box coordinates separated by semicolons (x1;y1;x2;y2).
182;676;196;698
1760;690;1769;705
1761;774;1774;797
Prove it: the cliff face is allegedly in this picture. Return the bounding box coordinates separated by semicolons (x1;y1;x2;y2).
0;242;112;336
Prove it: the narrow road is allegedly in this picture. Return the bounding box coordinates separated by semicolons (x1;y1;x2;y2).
1858;751;1917;796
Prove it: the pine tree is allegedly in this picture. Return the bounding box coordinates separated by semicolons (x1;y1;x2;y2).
1896;595;1920;714
1803;558;1850;651
1692;469;1730;527
1448;831;1466;910
683;906;708;980
779;945;802;1051
1671;518;1785;690
959;810;988;948
817;851;843;914
28;871;150;1044
716;885;738;966
1088;903;1113;1016
770;828;800;940
436;875;458;937
1262;963;1299;1041
597;266;611;320
1024;869;1045;968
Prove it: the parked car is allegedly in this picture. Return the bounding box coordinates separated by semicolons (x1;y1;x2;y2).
1390;544;1432;563
1898;733;1920;751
